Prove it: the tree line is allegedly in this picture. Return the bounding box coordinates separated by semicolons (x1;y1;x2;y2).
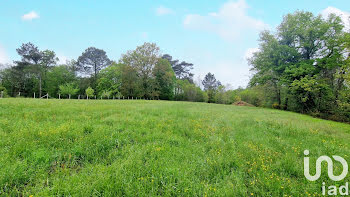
0;42;215;102
206;11;349;122
0;10;349;122
247;11;350;121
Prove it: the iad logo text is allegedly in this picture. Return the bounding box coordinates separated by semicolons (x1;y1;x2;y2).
304;150;349;196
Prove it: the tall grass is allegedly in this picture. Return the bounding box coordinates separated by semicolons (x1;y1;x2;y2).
0;98;349;196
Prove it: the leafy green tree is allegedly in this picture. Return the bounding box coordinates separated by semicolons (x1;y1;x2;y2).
45;65;77;98
96;63;122;97
153;59;175;100
100;90;112;99
202;72;221;103
249;11;349;120
0;86;8;97
239;86;265;107
215;85;230;104
15;43;58;97
119;64;142;98
77;47;111;89
173;79;207;102
85;86;95;99
59;83;79;99
162;54;194;83
119;42;160;98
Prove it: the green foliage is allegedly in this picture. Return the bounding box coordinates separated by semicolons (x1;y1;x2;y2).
153;59;175;100
97;63;122;97
161;54;194;82
239;87;264;107
59;83;79;98
85;87;95;98
119;42;160;98
272;103;281;109
202;72;221;103
15;43;58;97
248;11;349;121
215;85;230;104
120;64;142;98
0;86;8;97
77;47;111;89
100;90;112;99
174;79;207;102
45;65;77;97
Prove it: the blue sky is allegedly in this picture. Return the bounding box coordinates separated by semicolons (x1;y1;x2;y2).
0;0;349;88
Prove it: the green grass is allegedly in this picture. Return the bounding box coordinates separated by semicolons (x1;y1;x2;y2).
0;98;349;196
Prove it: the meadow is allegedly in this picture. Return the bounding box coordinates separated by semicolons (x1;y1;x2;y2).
0;98;350;196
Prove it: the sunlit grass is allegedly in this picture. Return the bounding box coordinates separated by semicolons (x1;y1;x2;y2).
0;98;349;196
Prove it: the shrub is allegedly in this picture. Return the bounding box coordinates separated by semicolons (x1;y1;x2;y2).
59;83;79;98
272;103;281;109
0;86;8;97
85;87;95;99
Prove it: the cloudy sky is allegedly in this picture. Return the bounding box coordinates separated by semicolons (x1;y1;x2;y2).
0;0;349;88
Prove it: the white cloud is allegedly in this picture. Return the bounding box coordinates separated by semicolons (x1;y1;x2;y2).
156;6;174;16
321;7;350;31
184;0;268;41
21;11;40;21
0;44;9;65
244;47;259;60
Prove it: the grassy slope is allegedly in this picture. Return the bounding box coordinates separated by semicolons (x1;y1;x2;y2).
0;98;349;196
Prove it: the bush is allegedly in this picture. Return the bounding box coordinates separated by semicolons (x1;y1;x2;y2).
0;86;8;97
272;103;281;109
59;83;79;98
239;87;264;107
85;87;95;99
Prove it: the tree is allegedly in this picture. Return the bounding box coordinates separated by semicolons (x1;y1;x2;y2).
119;64;141;97
16;43;42;65
162;54;194;82
59;83;79;99
119;42;160;98
15;43;43;97
77;47;111;89
182;80;208;102
249;11;349;120
100;90;112;99
85;86;95;99
0;86;8;97
15;43;58;97
249;30;299;106
202;72;221;91
45;65;77;98
153;59;176;100
215;85;230;104
202;72;221;102
96;63;122;97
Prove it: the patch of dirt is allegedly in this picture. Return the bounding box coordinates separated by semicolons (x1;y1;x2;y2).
233;101;255;107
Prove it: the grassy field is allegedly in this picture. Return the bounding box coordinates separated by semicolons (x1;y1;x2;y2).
0;98;349;196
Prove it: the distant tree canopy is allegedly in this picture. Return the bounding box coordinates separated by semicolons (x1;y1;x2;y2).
96;63;122;97
153;59;176;100
0;10;349;122
9;43;59;97
120;42;161;98
59;83;79;98
249;11;350;121
162;54;194;82
202;72;221;103
77;47;111;88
